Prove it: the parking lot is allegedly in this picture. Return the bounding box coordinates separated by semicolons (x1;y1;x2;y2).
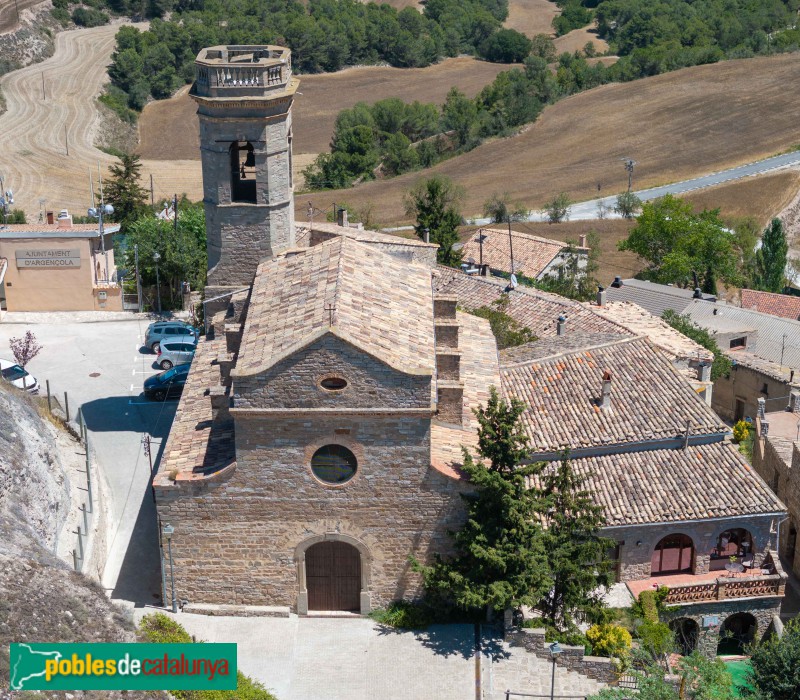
0;313;182;605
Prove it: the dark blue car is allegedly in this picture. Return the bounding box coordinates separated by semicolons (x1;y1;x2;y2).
144;364;190;401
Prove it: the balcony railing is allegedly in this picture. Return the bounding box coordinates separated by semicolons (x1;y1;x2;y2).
664;550;786;605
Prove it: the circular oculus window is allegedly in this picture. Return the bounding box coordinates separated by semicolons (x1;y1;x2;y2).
320;376;348;391
311;444;357;484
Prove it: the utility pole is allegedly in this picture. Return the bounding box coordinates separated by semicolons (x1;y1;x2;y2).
622;157;636;192
41;72;45;100
507;217;514;275
134;244;143;312
150;174;154;207
65;125;69;156
478;229;483;268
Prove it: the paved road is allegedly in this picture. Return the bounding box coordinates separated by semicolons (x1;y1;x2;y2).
465;151;800;225
0;315;174;606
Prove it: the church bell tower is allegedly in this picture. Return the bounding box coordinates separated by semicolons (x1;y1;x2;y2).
191;45;299;297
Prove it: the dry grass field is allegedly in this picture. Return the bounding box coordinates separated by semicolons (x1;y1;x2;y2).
0;0;42;33
460;218;641;282
681;169;800;229
297;53;800;225
138;57;515;161
505;0;559;37
553;24;610;55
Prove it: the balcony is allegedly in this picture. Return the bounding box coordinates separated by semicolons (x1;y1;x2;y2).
627;550;787;605
193;45;293;99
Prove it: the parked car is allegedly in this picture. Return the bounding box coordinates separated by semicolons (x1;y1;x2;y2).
156;337;197;370
144;363;191;401
144;321;199;353
0;358;40;394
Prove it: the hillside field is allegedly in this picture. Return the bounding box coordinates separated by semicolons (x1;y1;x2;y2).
297;53;800;224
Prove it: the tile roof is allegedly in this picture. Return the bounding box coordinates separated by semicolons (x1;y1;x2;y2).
726;349;796;382
296;222;437;250
156;337;236;483
461;228;583;278
741;289;800;321
0;223;121;239
431;312;501;477
604;279;715;317
684;300;800;371
434;266;629;338
533;442;784;526
235;236;436;377
587;301;714;363
499;336;727;454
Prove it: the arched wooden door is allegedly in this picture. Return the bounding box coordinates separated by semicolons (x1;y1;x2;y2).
306;541;361;612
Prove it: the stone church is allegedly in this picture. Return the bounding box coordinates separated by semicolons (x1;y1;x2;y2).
155;45;786;653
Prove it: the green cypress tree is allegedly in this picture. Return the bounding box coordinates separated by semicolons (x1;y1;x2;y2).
754;218;788;293
404;175;464;267
412;387;551;619
539;450;614;630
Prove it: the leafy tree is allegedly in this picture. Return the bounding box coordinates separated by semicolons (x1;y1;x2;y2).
441;87;479;149
539;450;614;630
730;216;759;286
661;310;732;381
481;28;532;62
404;175;464;266
123;202;207;305
529;33;557;61
615;191;642;219
7;209;26;224
412;387;551;620
748;617;800;700
536;231;600;301
543;192;572;223
382;132;419;176
483;192;528;224
9;331;42;368
469;294;537;349
103;153;149;230
71;7;109;26
753;218;788;293
619;195;742;292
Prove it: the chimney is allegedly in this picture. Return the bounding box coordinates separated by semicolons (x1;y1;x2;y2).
337;207;348;228
579;234;587;248
596;285;607;307
610;276;623;288
788;389;800;413
46;211;55;225
757;397;766;420
600;370;612;409
423;227;430;244
56;210;73;229
693;287;703;299
697;362;711;382
556;314;566;336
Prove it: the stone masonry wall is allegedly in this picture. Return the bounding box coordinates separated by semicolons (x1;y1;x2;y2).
712;363;792;422
234;335;431;409
662;597;782;657
608;516;777;582
505;628;618;684
155;414;468;610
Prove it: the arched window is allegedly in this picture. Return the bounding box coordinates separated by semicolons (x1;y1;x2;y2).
311;445;357;485
230;141;257;203
651;534;694;574
710;528;753;570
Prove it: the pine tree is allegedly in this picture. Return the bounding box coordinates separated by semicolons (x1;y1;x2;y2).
404;175;464;267
103;153;149;230
412;387;551;619
540;450;614;630
754;218;788;293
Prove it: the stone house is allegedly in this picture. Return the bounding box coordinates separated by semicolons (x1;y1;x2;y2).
154;44;787;657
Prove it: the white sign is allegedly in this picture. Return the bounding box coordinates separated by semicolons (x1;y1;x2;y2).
15;249;81;269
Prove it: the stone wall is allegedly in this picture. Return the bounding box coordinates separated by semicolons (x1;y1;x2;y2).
505;628;618;684
234;335;431;409
712;363;793;422
607;516;777;582
155;414;468;611
662;597;782;657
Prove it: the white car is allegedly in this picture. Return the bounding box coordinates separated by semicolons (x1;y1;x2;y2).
0;358;39;394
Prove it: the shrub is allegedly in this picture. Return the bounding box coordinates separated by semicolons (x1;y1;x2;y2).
71;6;109;26
369;600;433;629
522;618;589;650
637;620;675;659
586;624;632;659
139;612;192;643
732;420;752;444
632;587;669;623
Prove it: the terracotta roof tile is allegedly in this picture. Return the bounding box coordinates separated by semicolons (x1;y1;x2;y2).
533;442;784;526
236;236;436;377
500;336;727;453
741;289;800;321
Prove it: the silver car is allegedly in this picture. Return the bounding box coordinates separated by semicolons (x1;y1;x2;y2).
156;336;197;370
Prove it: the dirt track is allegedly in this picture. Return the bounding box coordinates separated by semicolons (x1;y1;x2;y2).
0;21;201;219
0;0;41;33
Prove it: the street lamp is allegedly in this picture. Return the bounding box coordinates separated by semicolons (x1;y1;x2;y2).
153;251;162;314
87;203;114;283
0;175;14;229
163;523;177;613
548;641;562;700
